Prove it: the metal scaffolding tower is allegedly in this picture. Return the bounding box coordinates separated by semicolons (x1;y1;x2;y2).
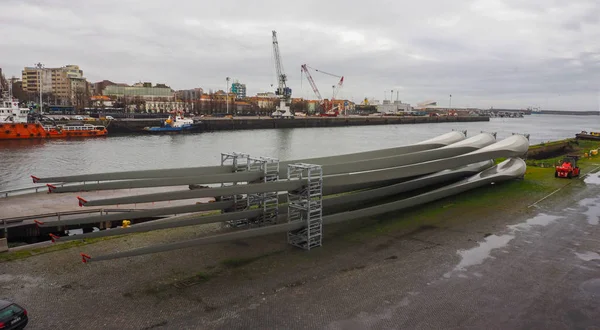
247;156;280;226
221;152;250;227
287;163;323;250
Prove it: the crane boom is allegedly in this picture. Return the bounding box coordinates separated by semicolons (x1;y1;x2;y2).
272;30;291;101
311;67;342;79
332;76;344;100
301;64;323;102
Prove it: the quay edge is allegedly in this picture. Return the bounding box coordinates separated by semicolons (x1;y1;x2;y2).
107;116;490;134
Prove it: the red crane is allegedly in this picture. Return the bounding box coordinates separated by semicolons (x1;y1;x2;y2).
300;64;344;116
300;64;323;102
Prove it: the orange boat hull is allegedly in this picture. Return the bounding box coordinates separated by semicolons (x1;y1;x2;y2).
0;123;108;140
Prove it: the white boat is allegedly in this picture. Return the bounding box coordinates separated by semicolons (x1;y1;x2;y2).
143;112;201;133
0;90;30;124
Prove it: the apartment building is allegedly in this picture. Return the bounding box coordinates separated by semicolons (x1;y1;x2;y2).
21;65;88;105
231;81;246;99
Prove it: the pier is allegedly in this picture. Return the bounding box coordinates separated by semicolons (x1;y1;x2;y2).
107;115;490;133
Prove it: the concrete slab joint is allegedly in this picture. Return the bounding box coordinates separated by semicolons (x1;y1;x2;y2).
287;163;323;250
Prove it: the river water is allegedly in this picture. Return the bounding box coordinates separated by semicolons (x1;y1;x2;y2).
0;115;597;191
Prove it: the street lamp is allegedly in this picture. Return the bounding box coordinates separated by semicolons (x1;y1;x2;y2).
449;94;452;109
35;62;44;113
226;77;231;114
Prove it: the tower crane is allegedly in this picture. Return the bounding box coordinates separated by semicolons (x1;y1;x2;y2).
270;30;294;119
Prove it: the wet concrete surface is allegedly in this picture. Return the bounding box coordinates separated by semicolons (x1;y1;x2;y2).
2;171;600;329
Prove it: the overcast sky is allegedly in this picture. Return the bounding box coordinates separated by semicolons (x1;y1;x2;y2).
1;0;599;110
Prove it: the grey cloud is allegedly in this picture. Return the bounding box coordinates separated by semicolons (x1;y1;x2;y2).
0;0;598;110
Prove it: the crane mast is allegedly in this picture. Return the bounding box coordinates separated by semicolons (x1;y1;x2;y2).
272;30;291;102
300;64;323;102
270;30;294;118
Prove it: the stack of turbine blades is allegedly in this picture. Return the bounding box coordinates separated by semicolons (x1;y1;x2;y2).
82;158;527;263
51;159;495;241
33;131;467;184
46;132;489;194
75;134;526;208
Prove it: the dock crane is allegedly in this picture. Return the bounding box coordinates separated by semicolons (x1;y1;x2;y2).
270;30;294;119
300;64;344;116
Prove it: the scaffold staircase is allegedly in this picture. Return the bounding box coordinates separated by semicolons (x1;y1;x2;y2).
246;156;280;226
220;152;250;227
287;163;323;250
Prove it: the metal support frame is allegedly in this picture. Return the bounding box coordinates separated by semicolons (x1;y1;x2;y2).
287;163;323;250
247;156;280;226
220;152;250;227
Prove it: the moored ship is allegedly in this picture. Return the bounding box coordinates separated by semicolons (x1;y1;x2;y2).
0;92;108;140
143;112;201;133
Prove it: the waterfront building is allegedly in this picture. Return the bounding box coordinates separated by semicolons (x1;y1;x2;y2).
144;100;189;113
103;83;174;101
91;80;129;96
230;81;246;99
21;65;89;107
377;100;412;114
175;88;204;102
255;92;277;109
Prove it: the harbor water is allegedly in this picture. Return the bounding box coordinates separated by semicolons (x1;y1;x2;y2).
0;115;598;191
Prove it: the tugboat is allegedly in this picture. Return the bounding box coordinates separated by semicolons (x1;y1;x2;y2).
575;131;600;141
0;91;108;140
143;111;201;134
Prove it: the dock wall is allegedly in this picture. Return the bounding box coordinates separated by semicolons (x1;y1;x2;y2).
107;116;490;134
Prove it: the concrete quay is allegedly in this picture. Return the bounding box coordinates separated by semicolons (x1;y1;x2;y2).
2;169;600;329
107;115;490;133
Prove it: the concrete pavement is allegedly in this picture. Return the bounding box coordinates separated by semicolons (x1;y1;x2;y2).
1;170;600;329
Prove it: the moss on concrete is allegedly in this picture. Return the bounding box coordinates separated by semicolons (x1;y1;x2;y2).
0;236;121;263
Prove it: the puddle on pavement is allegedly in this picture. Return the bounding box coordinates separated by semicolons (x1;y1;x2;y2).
584;172;600;185
446;213;564;278
580;278;600;296
578;198;600;225
575;251;600;262
444;234;515;278
508;213;561;231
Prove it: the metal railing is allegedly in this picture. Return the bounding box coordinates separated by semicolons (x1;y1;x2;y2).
0;185;58;198
1;208;143;225
0;181;100;198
